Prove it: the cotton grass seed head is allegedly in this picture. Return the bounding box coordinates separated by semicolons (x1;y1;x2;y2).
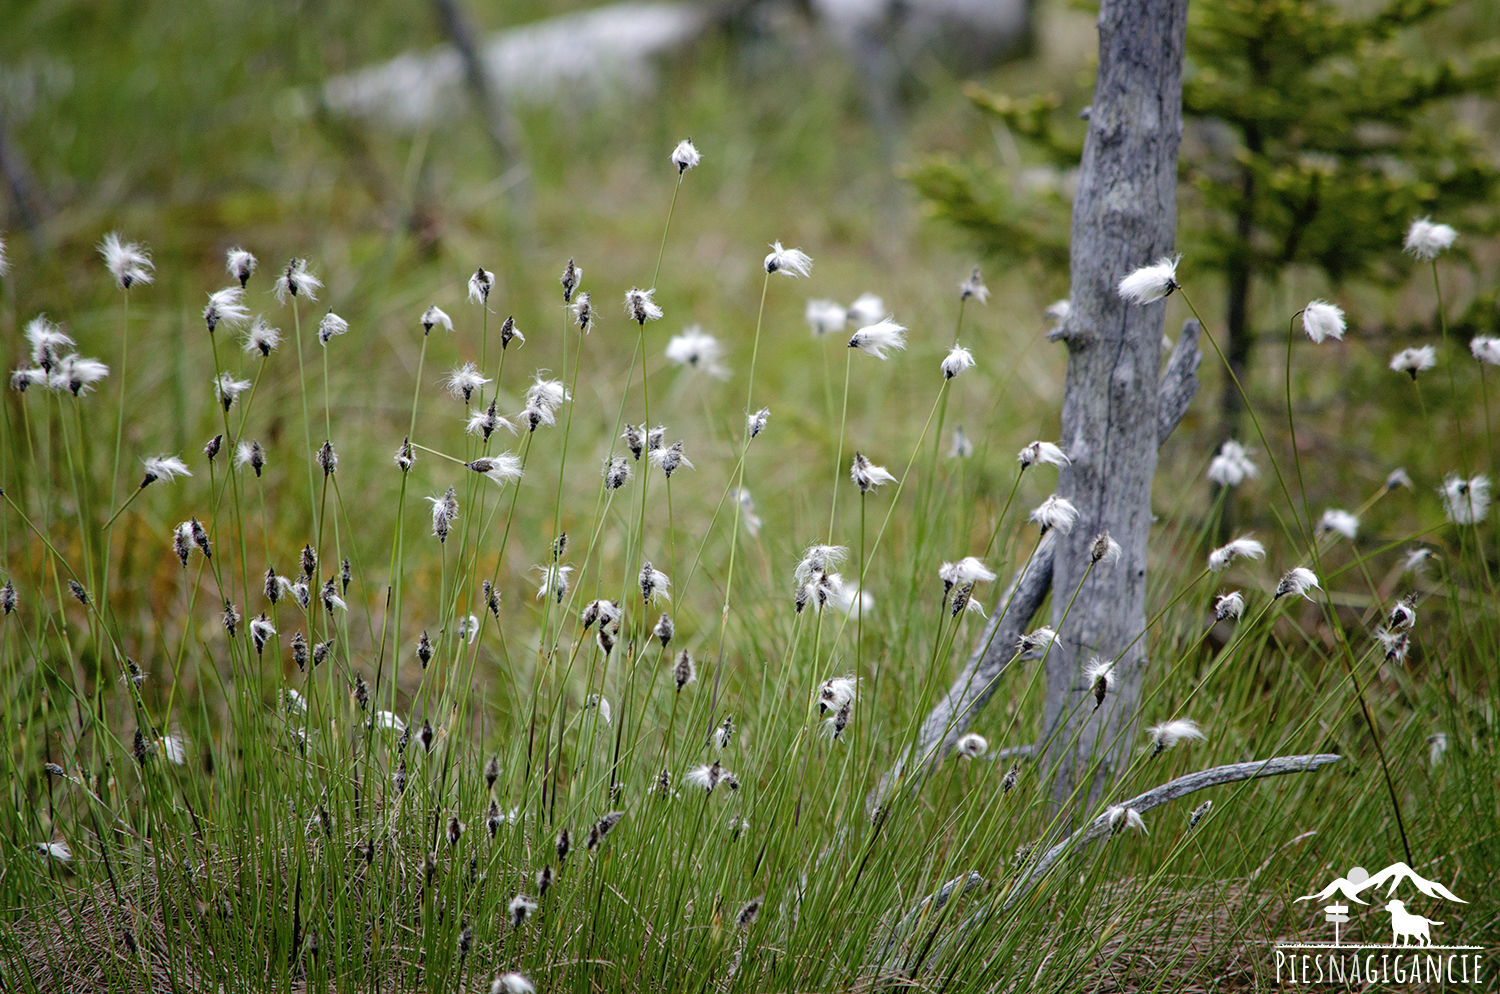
1028;494;1078;534
1017;627;1058;660
665;325;728;378
242;316;282;356
959;266;989;303
670;138;700;173
467;454;524;487
955;733;988;758
532;563;572;603
273;258;321;303
1275;566;1321;600
1117;255;1180;304
509;894;537;928
236;440;265;477
1404;217;1457;260
847;292;886;326
624;286;662;325
1106;805;1148;835
215;374;251;411
850;452;896;492
805;299;847;337
444;363;490;403
747;407;770;439
818;675;857;713
764;241;812;277
1208;535;1264;572
226;247;257;286
1084;656;1112;710
1090;532;1123;565
1018;441;1069;469
468;267;494;304
1207;440;1258;487
653;612;674;647
1189;800;1213;829
640;562;671;603
649;439;693;478
1214;591;1244;621
100;232;154;289
1438;473;1491;525
848;318;907;359
53;355;110;395
1318;508;1359;541
1147;718;1205;755
421;304;452;334
1302;300;1346;343
1470;336;1500;366
949;425;973;459
25;316;72;372
1386;467;1413;490
317;440;338;476
560;258;581;303
673;650;695;691
427;487;459;542
1390;345;1436;379
941;345;976;380
140;455;191;488
939;556;996;592
204;287;250;333
467;399;516;440
1388;595;1417;631
1375;627;1410;664
603;456;632;491
492;974;534;994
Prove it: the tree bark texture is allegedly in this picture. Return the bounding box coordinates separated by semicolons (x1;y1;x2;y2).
1044;0;1189;808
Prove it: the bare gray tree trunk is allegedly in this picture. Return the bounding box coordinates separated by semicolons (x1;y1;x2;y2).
1042;0;1189;808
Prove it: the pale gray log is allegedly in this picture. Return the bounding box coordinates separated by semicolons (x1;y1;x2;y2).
871;870;984;970
1043;0;1190;810
1158;319;1202;446
903;754;1342;974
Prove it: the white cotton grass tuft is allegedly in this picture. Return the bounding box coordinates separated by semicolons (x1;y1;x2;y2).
1045;299;1070;326
226;247;257;286
1389;345;1436;379
1470;336;1500;366
959;266;989;303
955;733;988;758
624;286;663;325
848;318;907;359
532;564;573;603
764;241;812;277
467;454;524;487
1018;627;1059;660
36;840;73;862
215;373;252;411
1214;591;1245;621
1208;535;1265;572
1438;473;1491;525
1386;467;1413;490
51;355;111;396
684;761;739;793
318;311;349;345
1206;440;1258;487
491;973;535;994
1404;217;1457;260
1301;300;1346;343
747;407;770;439
1375;626;1410;664
640;562;672;604
26;316;74;371
1146;718;1205;755
818;675;858;714
734;487;762;537
443;362;491;403
847;292;886;326
203;287;251;333
941;345;976;380
273;258;321;304
1318;508;1359;541
159;735;188;765
141;455;192;487
1017;441;1069;468
1091;532;1123;565
242;316;282;356
665;326;729;378
670;138;701;173
100;232;154;289
1106;805;1148;835
1116;255;1181;304
1275;566;1321;600
468;267;495;305
1028;494;1078;534
949;425;973;459
804;299;847;337
939;557;996;590
850;452;897;493
648;439;693;477
1403;547;1434;575
1427;733;1448;767
421;304;453;333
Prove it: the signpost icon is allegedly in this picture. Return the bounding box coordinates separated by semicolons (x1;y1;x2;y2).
1324;904;1350;945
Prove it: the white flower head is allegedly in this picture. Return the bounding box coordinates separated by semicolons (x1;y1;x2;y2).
1404;217;1457;260
764;241;812;277
684;761;738;793
242;316;282;356
421;304;453;334
1214;591;1245;620
1438;473;1492;525
670;138;701;173
648;439;694;478
1044;299;1071;325
318;311;349;345
1028;494;1079;534
443;362;491;403
941;345;976;380
427;486;459;543
532;563;573;603
526;374;570;412
1275;566;1321;600
1318;508;1359;541
847;292;886;326
159;735;188;765
36;840;73;862
1375;626;1410;664
1090;532;1123;565
939;557;996;591
1208;535;1265;572
492;973;535;994
955;733;988;758
1402;547;1435;575
734;487;762;537
665;326;728;378
1117;255;1181;305
639;562;672;604
1106;805;1148;835
100;232;154;289
51;355;110;396
468;267;495;304
25;316;74;372
805;299;847;337
226;247;257;286
1018;627;1059;660
850;452;897;493
1390;345;1437;379
959;266;989;303
624;286;663;325
817;675;858;713
1427;733;1448;767
1146;718;1205;755
1206;440;1259;487
1302;300;1346;343
204;287;251;332
747;407;770;439
1018;441;1070;469
794;544;848;587
141;455;192;487
848;318;907;359
1386;467;1413;490
273;258;321;304
214;373;252;411
1470;336;1500;366
467;453;524;487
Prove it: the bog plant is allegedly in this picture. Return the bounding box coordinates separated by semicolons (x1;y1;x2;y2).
0;138;1495;994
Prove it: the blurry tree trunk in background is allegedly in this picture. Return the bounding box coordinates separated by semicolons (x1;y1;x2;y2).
1041;0;1189;810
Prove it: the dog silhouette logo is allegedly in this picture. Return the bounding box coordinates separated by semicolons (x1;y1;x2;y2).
1384;900;1443;947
